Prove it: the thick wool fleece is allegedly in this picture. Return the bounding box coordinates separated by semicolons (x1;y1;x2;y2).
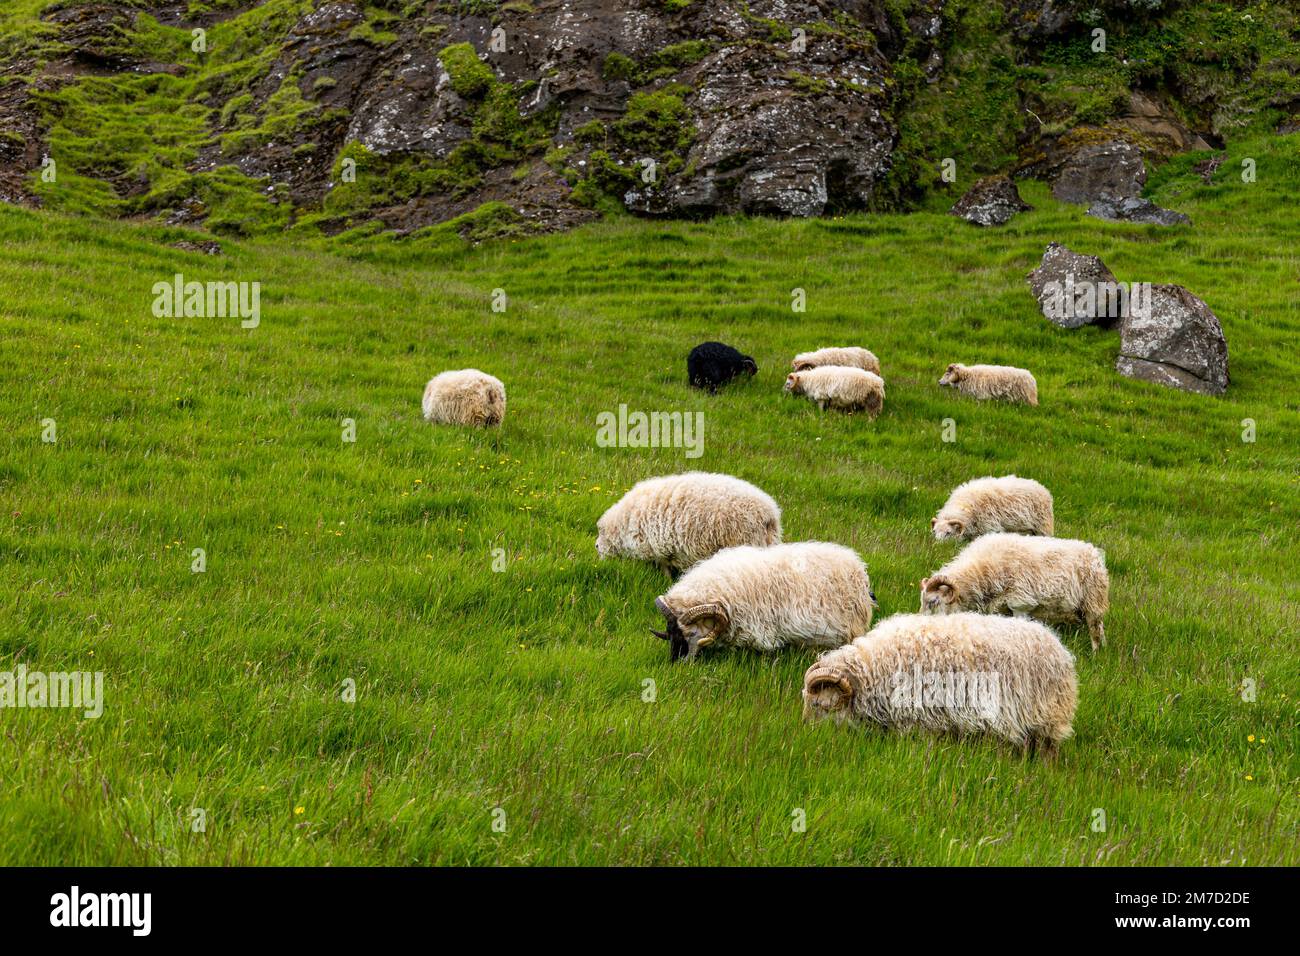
802;612;1077;751
660;541;874;653
939;363;1038;405
785;366;885;416
792;347;881;376
921;532;1109;649
596;472;781;573
932;475;1054;540
421;369;506;427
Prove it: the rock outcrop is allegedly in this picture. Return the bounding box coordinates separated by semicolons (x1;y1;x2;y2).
1087;197;1189;226
950;175;1031;226
1116;285;1229;395
1026;242;1121;328
0;0;1276;237
1050;138;1146;205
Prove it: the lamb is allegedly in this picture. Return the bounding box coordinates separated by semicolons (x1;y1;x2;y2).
920;532;1109;650
421;369;505;427
792;347;881;376
801;613;1077;756
596;472;781;578
651;542;875;661
784;366;885;417
931;475;1054;540
687;341;757;392
938;363;1038;405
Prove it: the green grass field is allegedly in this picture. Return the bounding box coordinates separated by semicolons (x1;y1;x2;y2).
1;133;1296;865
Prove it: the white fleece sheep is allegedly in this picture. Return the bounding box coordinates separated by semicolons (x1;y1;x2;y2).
652;542;875;661
938;363;1038;405
784;366;885;417
792;347;881;376
802;612;1077;755
421;369;505;427
932;475;1054;540
596;472;781;577
921;532;1109;650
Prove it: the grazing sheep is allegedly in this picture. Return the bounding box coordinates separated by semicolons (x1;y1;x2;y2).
792;347;881;376
931;475;1054;541
687;341;757;392
596;472;781;578
938;363;1038;405
784;366;885;417
421;369;505;427
802;613;1077;756
651;542;875;661
921;532;1109;651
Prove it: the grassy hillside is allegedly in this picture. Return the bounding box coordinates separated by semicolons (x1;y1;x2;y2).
0;131;1296;865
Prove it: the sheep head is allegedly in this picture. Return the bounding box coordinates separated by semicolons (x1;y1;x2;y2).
481;387;504;427
802;662;855;722
930;513;966;541
920;574;959;612
783;372;804;395
742;356;759;376
652;596;728;661
938;363;963;387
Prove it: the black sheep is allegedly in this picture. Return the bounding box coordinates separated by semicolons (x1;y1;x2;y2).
687;342;757;393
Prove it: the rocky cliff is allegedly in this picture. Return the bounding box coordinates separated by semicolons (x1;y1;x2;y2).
1;1;1296;238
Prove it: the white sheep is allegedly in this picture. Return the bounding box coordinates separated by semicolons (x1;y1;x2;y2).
596;472;781;578
802;612;1077;756
652;542;875;661
938;363;1038;405
784;366;885;417
421;369;505;427
931;475;1054;540
792;347;881;376
921;532;1109;650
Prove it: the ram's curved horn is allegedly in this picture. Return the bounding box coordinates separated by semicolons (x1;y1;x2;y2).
805;667;852;696
928;574;954;592
678;602;729;637
654;596;673;618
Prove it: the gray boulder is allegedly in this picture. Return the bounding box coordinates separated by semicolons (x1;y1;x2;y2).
1051;139;1146;204
1087;197;1189;226
1116;285;1229;395
950;175;1032;226
1026;242;1122;328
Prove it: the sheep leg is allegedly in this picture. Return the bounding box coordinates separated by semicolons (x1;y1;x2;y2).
1087;615;1106;652
1038;735;1060;763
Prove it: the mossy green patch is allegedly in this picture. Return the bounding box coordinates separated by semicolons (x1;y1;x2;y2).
439;42;495;98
